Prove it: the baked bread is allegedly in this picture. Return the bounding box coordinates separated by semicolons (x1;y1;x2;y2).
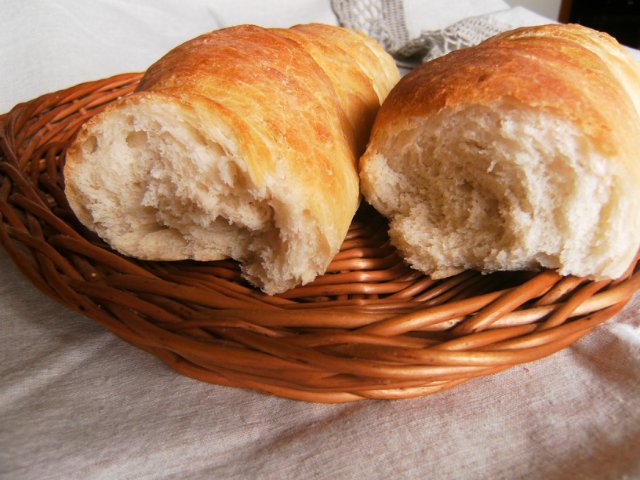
64;24;399;294
360;24;640;280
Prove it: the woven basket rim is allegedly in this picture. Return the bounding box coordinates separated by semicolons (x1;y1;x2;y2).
1;73;639;403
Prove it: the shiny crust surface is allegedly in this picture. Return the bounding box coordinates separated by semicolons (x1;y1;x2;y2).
66;24;399;272
367;24;640;176
138;25;356;242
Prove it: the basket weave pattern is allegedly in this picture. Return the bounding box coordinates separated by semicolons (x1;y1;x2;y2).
1;73;639;403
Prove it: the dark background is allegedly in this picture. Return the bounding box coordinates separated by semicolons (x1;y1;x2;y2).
561;0;640;47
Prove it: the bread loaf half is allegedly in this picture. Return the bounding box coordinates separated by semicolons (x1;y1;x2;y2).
360;24;640;280
64;24;399;294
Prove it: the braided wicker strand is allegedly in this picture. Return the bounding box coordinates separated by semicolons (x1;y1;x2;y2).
1;74;639;403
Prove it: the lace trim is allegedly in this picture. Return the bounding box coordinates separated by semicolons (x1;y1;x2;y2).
332;0;511;68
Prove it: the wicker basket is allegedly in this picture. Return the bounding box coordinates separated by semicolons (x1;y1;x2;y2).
1;73;639;403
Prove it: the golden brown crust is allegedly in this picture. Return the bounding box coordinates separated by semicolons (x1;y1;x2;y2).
368;24;640;172
135;24;399;250
290;23;400;103
360;23;640;281
274;26;378;153
64;24;399;292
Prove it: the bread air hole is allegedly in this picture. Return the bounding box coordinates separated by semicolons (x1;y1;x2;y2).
83;135;98;154
126;130;149;149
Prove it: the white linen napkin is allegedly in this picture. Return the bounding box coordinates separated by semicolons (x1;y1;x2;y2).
0;0;337;113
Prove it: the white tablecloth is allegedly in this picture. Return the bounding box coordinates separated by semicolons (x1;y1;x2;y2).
2;1;640;479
